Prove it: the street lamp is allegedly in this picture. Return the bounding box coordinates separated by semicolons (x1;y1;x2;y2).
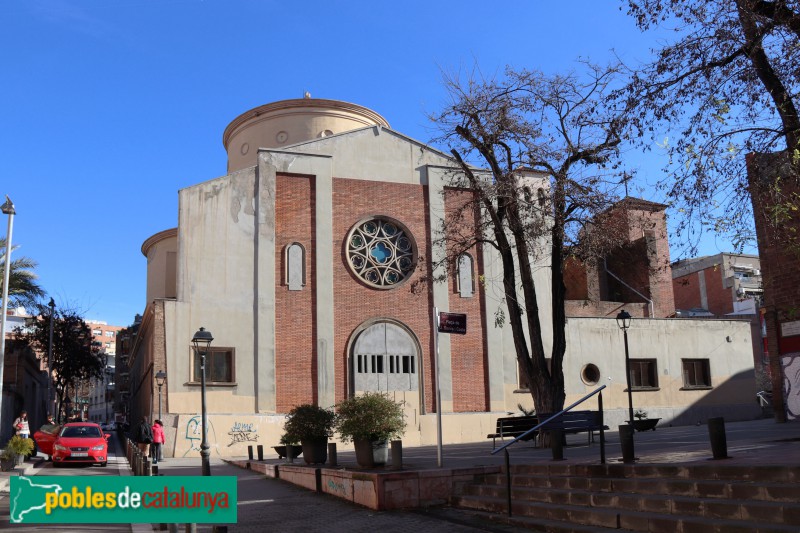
615;309;634;425
155;370;166;421
191;327;213;476
0;196;15;435
47;297;55;419
616;309;635;461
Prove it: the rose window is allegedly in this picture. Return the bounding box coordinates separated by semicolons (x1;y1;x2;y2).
346;217;417;288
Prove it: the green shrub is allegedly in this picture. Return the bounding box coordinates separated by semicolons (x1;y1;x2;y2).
283;404;336;442
335;392;406;443
4;435;34;458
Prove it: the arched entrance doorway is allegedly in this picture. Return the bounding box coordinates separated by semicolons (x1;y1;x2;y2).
351;321;420;392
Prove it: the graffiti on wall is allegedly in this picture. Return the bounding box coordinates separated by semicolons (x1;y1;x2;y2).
182;415;219;457
227;421;258;447
783;354;800;420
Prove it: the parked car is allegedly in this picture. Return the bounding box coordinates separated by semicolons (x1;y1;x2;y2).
100;422;116;431
50;422;110;467
33;423;62;461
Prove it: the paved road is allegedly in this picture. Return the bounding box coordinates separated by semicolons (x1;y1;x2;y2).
149;458;514;533
0;435;513;533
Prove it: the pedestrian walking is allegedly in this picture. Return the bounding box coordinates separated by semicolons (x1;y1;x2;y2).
151;419;165;463
134;415;153;456
13;411;30;439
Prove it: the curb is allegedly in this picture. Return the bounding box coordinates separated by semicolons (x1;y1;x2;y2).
0;456;46;493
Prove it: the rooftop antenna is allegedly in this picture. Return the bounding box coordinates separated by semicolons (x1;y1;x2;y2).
303;91;311;99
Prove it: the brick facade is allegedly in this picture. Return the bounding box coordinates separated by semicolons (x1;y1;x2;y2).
331;178;435;410
275;174;317;410
748;151;800;421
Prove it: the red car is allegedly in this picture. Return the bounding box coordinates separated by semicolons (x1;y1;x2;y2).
32;423;61;461
49;422;109;467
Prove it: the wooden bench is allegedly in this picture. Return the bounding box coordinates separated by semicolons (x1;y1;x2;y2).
538;410;608;445
487;415;538;449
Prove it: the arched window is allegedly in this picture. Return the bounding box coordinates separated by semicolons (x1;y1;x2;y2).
457;253;474;298
286;243;305;291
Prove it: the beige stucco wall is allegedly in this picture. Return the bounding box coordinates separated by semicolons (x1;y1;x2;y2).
141;229;177;305
507;317;759;429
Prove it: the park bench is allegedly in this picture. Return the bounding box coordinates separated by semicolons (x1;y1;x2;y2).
487;415;538;449
538;410;608;445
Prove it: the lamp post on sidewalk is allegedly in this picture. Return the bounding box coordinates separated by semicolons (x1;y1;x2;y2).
47;297;55;418
0;196;16;434
155;370;166;421
192;327;213;476
616;309;635;462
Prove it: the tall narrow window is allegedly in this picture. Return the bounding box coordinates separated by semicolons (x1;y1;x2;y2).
457;253;474;298
286;243;305;291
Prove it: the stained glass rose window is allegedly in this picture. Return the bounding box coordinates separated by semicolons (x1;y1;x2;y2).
346;217;417;288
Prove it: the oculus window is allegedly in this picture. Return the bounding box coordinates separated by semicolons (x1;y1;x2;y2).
346;217;417;289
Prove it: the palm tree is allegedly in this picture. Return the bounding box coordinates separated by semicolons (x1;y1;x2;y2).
0;237;45;309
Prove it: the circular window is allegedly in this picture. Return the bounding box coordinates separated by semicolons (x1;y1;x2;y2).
581;364;601;386
346;217;417;289
276;131;289;144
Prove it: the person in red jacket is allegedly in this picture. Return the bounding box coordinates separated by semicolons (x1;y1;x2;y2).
151;419;165;463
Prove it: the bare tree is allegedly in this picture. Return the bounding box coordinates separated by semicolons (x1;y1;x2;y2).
623;0;800;254
431;63;633;416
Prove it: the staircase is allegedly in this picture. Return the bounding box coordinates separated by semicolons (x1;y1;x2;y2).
452;462;800;532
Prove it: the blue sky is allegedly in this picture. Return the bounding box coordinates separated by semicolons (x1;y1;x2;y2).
0;0;742;327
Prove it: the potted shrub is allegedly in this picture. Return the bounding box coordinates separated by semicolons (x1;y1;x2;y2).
273;433;303;460
3;435;34;468
283;404;336;464
335;393;405;467
631;409;660;432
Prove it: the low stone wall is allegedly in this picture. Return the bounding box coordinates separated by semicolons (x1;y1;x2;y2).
228;460;499;510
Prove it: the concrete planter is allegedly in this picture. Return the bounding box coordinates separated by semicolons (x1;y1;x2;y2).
301;439;328;464
354;439;388;467
632;418;660;431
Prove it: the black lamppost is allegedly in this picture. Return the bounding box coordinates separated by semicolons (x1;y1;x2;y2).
616;310;634;426
47;298;55;418
191;327;213;476
155;370;166;421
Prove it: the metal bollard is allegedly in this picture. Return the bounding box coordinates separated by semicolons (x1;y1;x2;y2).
247;445;253;461
257;445;263;461
390;440;402;469
287;445;295;463
185;524;197;533
327;443;337;467
708;417;729;459
550;429;565;461
619;424;635;463
212;527;228;533
168;524;178;533
143;457;152;476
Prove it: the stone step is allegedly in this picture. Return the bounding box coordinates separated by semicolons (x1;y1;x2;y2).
480;471;800;502
507;462;800;483
453;494;800;532
459;482;799;525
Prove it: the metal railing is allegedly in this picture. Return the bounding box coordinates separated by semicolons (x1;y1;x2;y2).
490;385;606;517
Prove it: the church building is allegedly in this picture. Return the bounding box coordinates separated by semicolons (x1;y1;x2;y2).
127;97;759;458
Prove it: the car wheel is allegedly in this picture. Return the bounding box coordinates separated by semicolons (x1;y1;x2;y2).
47;455;52;462
52;461;61;468
100;462;107;467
